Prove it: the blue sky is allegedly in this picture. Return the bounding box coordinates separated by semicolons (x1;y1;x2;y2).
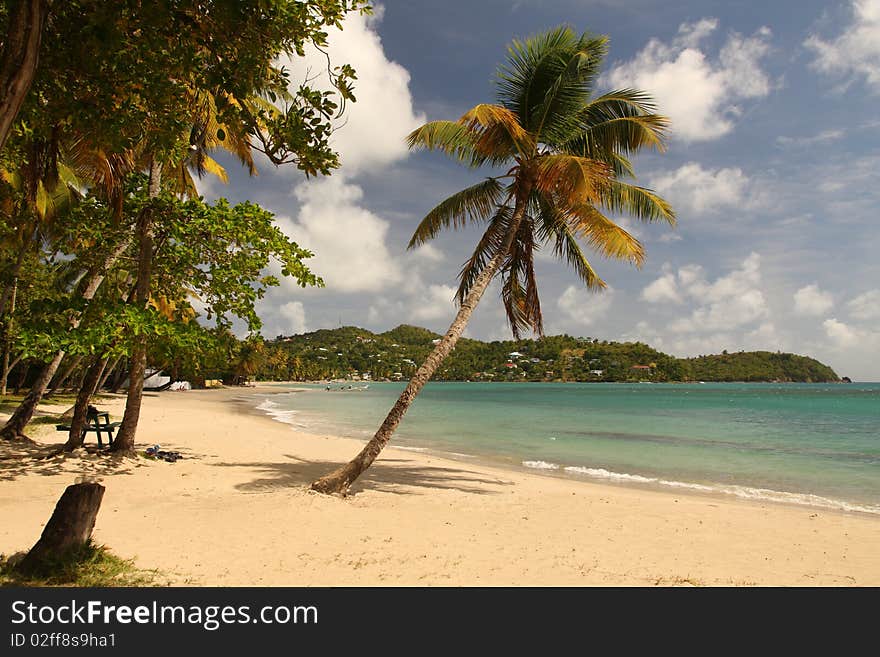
199;0;880;380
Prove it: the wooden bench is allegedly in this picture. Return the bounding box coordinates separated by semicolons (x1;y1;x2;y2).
56;410;121;447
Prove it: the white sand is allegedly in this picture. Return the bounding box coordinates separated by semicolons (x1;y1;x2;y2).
1;386;877;586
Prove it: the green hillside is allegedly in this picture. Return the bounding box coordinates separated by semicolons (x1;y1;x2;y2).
258;325;840;383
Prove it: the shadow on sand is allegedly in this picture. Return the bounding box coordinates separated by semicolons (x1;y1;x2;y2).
0;441;140;482
210;454;515;496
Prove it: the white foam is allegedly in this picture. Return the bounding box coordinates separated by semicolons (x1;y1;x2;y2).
523;460;560;470
255;398;299;426
564;466;655;484
395;446;429;452
559;465;880;515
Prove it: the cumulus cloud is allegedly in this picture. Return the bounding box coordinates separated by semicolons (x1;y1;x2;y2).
641;267;683;304
411;284;457;322
264;8;424;300
805;0;880;93
604;19;773;141
278;301;308;334
847;289;880;320
276;7;425;174
823;317;861;347
653;253;768;332
557;285;614;326
649;162;749;214
793;284;835;316
277;178;402;293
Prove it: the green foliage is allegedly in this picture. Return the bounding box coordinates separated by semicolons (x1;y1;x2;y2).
681;351;839;383
12;0;371;176
251;325;840;383
8;179;321;367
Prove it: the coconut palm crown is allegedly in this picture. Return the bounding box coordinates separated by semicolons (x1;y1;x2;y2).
408;26;674;336
311;26;675;494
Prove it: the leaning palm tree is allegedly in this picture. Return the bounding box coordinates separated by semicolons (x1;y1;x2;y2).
311;26;675;494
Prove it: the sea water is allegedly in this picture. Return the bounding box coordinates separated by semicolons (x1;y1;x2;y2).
255;382;880;514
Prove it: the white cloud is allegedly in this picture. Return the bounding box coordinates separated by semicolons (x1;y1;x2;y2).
276;7;425;174
411;284;457;321
605;19;773;141
847;289;880;320
278;177;402;293
557;285;614;326
793;284;835;316
649;162;749;214
805;0;880;93
268;7;424;295
641;269;683;304
823;317;860;347
278;301;308;334
776;129;845;147
666;253;768;332
411;244;445;263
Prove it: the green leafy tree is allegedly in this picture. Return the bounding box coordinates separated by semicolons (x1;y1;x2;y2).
311;26;674;494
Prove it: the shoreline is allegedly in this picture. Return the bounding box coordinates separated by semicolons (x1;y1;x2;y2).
248;385;880;518
2;386;878;586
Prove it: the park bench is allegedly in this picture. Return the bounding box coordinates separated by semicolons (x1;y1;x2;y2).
56;407;121;447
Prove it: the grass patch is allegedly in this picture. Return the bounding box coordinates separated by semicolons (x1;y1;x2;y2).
0;539;161;587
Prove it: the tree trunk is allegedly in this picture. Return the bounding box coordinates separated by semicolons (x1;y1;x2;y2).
1;353;22;396
0;241;26;318
13;360;28;394
0;277;17;395
109;359;128;393
16;482;105;576
0;240;129;441
0;350;63;442
112;159;161;455
97;354;122;391
310;205;527;495
64;356;108;450
45;353;83;397
0;0;48;153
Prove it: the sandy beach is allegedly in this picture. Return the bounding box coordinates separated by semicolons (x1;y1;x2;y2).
1;386;878;586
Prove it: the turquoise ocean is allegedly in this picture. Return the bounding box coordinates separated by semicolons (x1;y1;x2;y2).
255;382;880;514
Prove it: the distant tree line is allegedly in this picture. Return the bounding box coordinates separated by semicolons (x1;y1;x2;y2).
246;325;840;383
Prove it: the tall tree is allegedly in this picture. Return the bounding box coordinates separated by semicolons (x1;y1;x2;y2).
311;26;675;494
0;0;48;152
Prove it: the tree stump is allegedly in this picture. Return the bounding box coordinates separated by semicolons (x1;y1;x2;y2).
17;482;105;575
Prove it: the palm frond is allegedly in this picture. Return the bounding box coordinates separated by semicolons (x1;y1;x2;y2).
551;221;606;290
496;27;608;144
406;120;484;166
455;205;513;304
564;89;668;156
565;202;645;266
535;154;612;206
408;177;506;248
600;181;675;225
460;103;534;158
500;216;543;337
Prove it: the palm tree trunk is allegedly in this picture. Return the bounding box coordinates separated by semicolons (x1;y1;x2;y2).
64;356;108;451
310;206;526;494
112;159;161;455
0;239;129;441
0;0;47;153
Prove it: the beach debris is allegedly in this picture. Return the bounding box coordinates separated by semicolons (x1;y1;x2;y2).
144;445;183;463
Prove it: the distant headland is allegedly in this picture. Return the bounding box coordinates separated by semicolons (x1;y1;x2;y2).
262;325;841;384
